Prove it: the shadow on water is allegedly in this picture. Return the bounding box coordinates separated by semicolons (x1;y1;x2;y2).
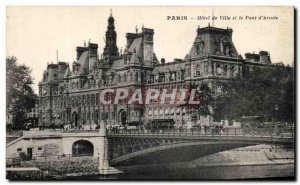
66;164;294;180
66;143;295;180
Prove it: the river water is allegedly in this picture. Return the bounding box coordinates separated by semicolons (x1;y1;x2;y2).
67;164;294;180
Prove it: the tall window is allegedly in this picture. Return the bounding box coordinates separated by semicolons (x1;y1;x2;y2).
155;74;159;82
224;65;228;76
196;42;204;55
181;70;185;80
170;73;175;81
205;62;209;75
130;73;133;81
135;72;139;82
96;93;99;105
118;75;121;83
230;66;235;77
87;95;90;105
91;94;95;105
159;73;165;83
185;68;190;77
95;111;98;121
124;74;127;82
141;73;145;82
196;64;201;76
216;64;222;75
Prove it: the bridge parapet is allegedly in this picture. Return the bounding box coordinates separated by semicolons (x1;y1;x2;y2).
107;127;294;141
22;129;101;138
62;130;100;137
23;130;63;138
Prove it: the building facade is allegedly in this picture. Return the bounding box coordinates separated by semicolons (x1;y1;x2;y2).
25;103;39;126
38;14;279;128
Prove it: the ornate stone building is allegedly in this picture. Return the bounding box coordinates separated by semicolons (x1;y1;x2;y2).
38;14;279;128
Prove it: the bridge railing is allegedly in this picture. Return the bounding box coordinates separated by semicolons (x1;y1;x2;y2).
107;127;294;139
62;129;99;133
6;154;94;163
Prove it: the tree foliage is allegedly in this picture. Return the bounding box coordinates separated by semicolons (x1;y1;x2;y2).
179;83;214;117
6;57;37;129
213;65;294;123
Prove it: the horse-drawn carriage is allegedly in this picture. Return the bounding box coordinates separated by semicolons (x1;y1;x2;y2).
240;116;279;135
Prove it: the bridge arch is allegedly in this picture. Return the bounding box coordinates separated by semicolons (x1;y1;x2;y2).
118;109;127;125
109;141;256;166
72;140;94;156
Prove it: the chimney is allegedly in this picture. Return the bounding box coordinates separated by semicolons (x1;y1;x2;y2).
126;33;138;49
143;28;154;63
76;47;87;60
259;51;271;63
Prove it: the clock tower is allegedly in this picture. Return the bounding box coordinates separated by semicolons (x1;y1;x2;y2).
103;11;118;59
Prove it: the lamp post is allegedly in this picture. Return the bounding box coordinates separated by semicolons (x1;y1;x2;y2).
274;104;279;123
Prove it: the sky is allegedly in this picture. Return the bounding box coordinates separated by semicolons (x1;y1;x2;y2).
6;6;294;93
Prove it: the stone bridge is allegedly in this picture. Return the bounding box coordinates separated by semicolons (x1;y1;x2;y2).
6;127;294;174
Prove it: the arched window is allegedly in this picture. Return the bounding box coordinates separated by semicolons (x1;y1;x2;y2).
216;64;222;75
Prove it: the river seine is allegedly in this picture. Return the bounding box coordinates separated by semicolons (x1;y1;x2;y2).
67;164;294;180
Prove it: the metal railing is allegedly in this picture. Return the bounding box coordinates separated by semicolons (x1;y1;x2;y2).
63;129;99;133
107;127;295;139
6;153;94;163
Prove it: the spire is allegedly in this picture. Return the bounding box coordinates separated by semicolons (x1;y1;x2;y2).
103;11;118;58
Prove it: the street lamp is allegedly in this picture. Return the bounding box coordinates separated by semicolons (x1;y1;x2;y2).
274;104;279;122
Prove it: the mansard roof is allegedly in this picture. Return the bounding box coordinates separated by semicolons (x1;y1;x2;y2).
64;66;71;78
188;26;239;58
108;58;126;72
108;34;145;73
77;51;89;75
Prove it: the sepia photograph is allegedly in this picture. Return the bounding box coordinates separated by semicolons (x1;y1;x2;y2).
5;6;295;180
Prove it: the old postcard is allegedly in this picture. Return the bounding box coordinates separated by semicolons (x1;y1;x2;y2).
6;6;295;180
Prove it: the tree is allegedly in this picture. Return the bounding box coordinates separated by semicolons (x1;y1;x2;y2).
6;57;38;130
213;65;294;124
179;83;214;119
